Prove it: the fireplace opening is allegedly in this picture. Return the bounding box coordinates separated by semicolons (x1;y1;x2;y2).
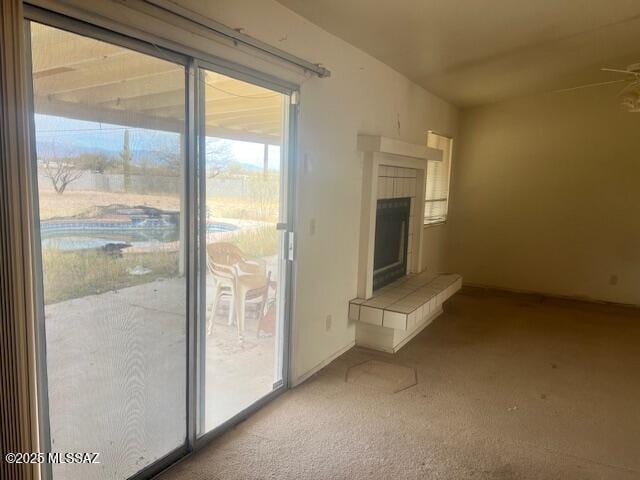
373;197;411;291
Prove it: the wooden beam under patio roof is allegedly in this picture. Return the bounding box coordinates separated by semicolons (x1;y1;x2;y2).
34;96;280;146
30;22;284;145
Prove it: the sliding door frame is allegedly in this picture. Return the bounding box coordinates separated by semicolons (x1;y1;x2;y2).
23;5;298;480
193;59;296;449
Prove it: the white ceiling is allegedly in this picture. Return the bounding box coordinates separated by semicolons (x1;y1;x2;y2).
277;0;640;108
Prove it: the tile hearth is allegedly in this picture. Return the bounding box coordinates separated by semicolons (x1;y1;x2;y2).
349;271;462;332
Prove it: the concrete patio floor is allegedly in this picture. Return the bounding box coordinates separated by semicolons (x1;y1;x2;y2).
44;277;276;480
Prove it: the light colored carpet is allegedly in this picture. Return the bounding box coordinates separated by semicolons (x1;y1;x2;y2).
159;288;640;479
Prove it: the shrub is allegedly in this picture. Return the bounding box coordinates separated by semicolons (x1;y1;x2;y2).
226;225;279;258
42;248;178;305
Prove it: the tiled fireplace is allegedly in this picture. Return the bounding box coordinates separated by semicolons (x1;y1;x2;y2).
352;135;462;353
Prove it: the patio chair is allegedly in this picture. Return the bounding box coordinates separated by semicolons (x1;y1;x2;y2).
205;242;266;338
233;268;274;340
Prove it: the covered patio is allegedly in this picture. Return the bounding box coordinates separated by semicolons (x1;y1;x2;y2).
44;278;276;480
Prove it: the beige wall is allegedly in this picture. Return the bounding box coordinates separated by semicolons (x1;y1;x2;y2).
448;85;640;305
171;1;458;380
422;224;449;275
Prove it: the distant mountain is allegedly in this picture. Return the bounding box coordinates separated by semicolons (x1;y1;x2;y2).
35;140;115;160
35;140;179;166
33;115;270;173
34;113;181;164
35;140;265;173
229;161;262;173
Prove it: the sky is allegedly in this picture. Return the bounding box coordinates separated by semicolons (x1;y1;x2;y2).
35;114;281;171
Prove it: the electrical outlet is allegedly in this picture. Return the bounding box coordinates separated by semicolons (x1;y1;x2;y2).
609;274;618;286
310;218;316;235
325;314;332;332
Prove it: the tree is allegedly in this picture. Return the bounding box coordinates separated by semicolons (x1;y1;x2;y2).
152;139;234;178
42;157;84;194
206;138;235;178
120;129;133;191
154;149;181;177
77;152;115;173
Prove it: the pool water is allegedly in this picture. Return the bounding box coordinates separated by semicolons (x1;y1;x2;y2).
41;222;237;251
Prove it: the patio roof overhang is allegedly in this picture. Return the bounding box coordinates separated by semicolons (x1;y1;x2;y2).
31;22;284;145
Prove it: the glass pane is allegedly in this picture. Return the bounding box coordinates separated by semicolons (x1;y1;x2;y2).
198;69;287;433
30;23;187;479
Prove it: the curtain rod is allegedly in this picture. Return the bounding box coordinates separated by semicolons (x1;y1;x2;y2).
145;0;331;78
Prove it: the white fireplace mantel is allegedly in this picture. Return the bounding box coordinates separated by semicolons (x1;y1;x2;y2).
357;135;443;162
357;135;443;299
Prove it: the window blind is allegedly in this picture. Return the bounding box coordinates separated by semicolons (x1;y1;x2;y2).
424;132;452;225
1;1;39;479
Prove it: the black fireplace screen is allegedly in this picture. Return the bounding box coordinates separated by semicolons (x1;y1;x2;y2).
373;197;411;290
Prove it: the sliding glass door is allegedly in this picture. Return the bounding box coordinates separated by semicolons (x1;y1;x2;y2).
197;67;289;434
28;22;188;480
26;13;294;480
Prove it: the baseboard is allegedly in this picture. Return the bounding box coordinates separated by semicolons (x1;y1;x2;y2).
291;341;355;387
462;282;640;310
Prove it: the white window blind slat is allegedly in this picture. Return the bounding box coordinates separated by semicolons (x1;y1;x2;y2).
425;132;452;225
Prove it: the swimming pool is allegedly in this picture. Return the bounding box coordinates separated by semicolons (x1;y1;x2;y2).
40;221;238;251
